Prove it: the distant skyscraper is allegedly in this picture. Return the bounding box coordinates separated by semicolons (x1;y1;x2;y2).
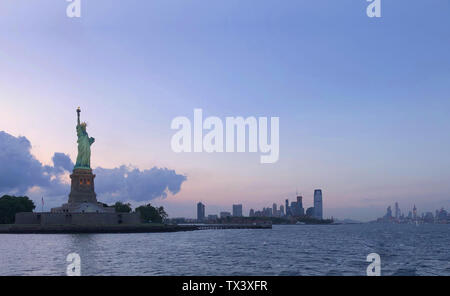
385;206;392;218
297;196;303;209
233;204;243;217
285;199;290;216
296;196;305;216
395;202;400;219
249;209;255;217
280;205;285;216
413;205;417;219
290;201;298;216
197;202;205;221
273;203;277;216
313;189;323;220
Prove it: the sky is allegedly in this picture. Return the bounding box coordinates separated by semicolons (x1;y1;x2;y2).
0;0;450;221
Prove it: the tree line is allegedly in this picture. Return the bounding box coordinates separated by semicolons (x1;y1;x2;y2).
0;195;168;224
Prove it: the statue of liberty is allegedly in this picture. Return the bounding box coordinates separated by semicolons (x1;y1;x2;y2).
75;107;95;169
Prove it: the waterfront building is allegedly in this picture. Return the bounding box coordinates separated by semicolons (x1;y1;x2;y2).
306;207;315;217
424;212;434;223
395;202;400;219
290;201;298;216
314;190;323;220
197;202;206;221
385;206;392;219
297;196;303;209
233;204;243;217
207;214;218;221
220;211;232;218
437;208;448;221
296;196;305;216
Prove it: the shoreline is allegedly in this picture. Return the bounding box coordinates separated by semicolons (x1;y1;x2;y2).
0;223;272;234
0;224;198;234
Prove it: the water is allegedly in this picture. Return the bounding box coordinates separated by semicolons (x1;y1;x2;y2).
1;224;450;276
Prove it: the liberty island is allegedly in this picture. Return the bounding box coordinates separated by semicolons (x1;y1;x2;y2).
11;108;140;228
0;108;197;233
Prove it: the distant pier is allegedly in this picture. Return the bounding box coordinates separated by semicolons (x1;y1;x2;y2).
186;224;272;230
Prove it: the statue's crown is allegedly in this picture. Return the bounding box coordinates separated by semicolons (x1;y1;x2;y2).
81;122;87;128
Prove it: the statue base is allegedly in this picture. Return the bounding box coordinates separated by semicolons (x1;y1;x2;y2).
68;168;98;204
51;168;115;214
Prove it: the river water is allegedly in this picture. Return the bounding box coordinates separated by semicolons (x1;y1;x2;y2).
1;224;449;276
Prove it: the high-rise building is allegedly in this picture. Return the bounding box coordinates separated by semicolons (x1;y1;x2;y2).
233;204;243;217
285;199;290;216
413;205;417;219
314;189;323;220
249;209;255;217
297;196;303;209
197;202;205;221
395;202;400;219
290;201;298;216
280;205;285;216
385;206;392;218
306;207;315;217
273;203;277;216
296;196;305;216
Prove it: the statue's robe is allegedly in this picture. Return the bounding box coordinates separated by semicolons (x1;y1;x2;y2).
75;125;95;169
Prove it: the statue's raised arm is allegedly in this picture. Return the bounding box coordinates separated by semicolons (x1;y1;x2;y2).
74;107;94;170
77;107;81;126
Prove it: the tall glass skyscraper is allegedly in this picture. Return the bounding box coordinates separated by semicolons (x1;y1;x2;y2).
197;202;205;221
232;204;243;217
314;190;323;220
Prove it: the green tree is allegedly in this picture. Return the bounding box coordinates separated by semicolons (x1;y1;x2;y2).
135;204;168;223
113;202;132;213
0;195;36;224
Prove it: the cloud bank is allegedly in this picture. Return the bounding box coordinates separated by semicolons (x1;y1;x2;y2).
0;131;187;205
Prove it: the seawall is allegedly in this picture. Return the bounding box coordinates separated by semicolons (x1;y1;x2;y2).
0;224;198;234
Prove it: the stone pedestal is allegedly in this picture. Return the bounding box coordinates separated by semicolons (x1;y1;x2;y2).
68;169;98;204
51;168;115;214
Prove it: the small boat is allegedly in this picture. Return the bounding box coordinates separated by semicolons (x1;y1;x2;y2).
296;221;306;225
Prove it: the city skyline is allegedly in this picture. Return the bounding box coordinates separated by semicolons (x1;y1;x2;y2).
377;202;450;224
195;190;325;221
1;1;450;221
